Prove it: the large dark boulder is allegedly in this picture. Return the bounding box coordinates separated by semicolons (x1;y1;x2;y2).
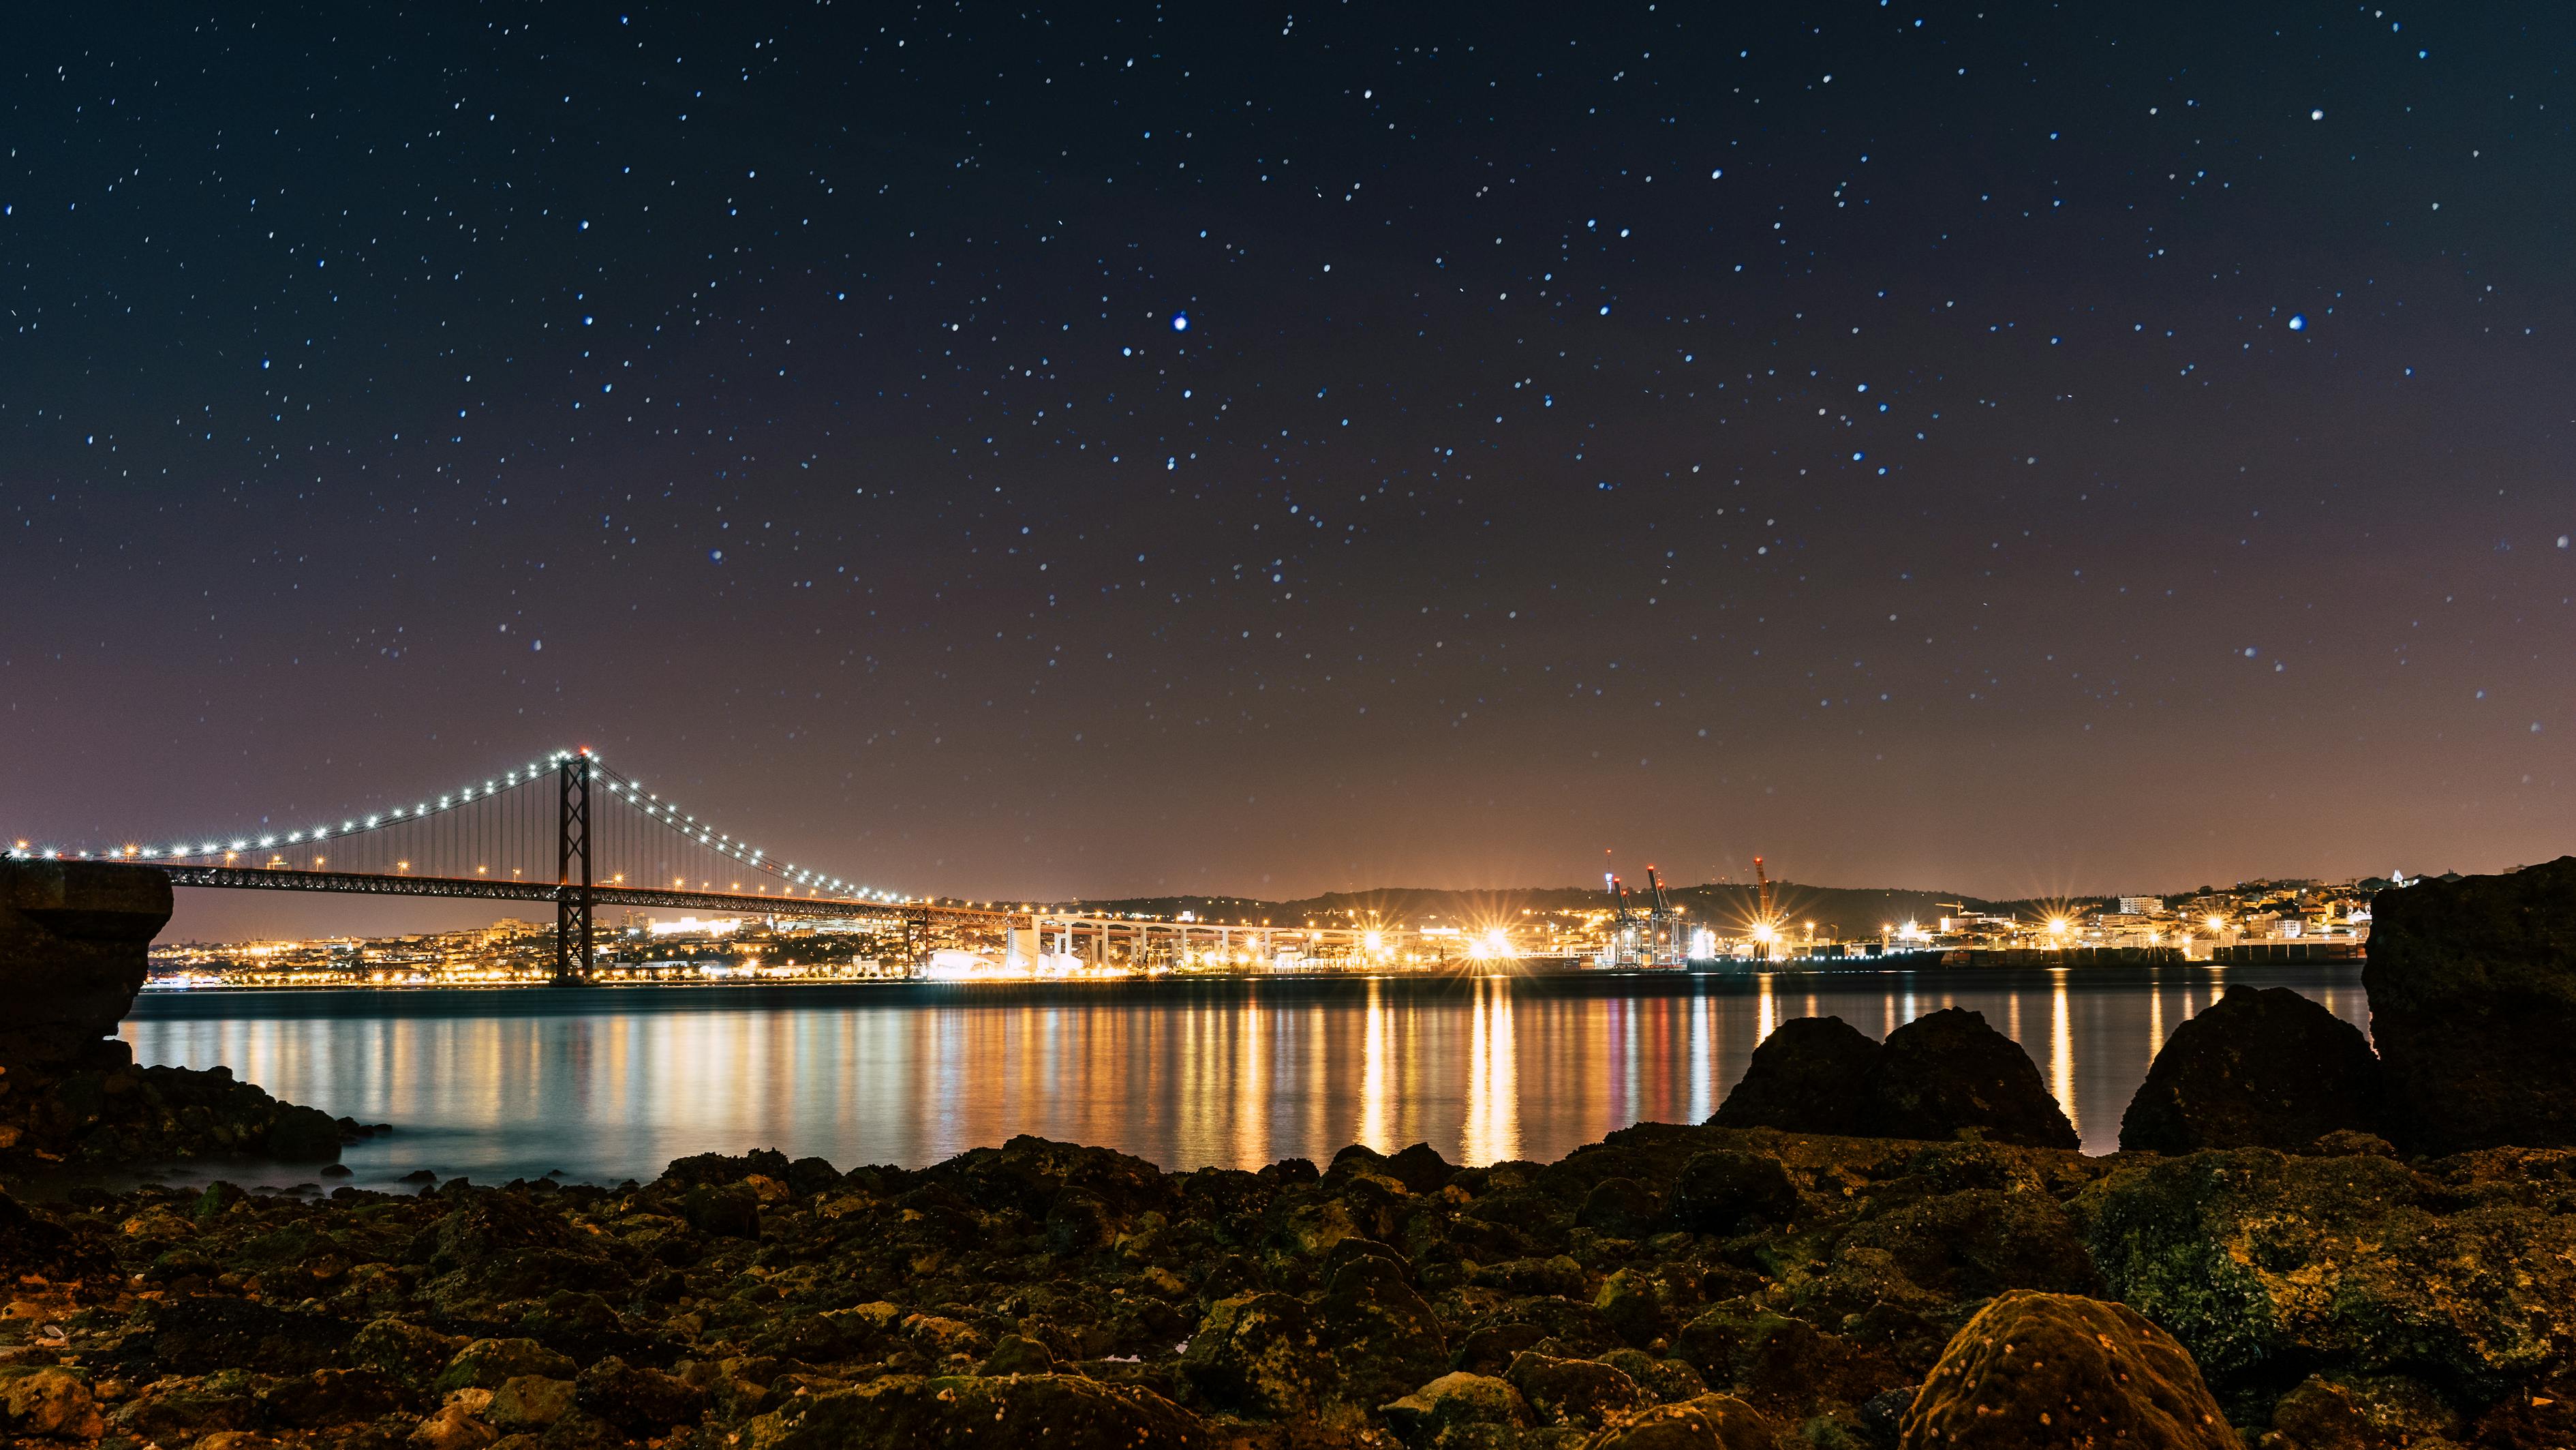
2365;858;2576;1153
1898;1290;2235;1449
2119;986;2387;1153
1710;1016;1880;1134
1862;1008;2079;1149
0;858;169;1073
1669;1150;1800;1233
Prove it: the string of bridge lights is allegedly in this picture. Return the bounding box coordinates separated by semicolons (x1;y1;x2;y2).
4;747;910;905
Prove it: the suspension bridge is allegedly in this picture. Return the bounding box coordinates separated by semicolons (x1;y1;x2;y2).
8;749;1010;982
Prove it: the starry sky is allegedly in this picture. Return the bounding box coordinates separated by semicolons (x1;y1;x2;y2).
6;3;2571;939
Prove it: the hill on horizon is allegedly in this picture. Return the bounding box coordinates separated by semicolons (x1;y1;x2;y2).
1050;881;2110;935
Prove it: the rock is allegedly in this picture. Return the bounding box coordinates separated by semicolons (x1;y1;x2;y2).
1577;1393;1774;1450
980;1333;1058;1376
1;1365;104;1439
146;1295;351;1377
1577;1177;1663;1237
1898;1290;2234;1449
0;859;168;1074
1316;1252;1450;1410
1595;1349;1708;1405
681;1181;761;1238
2119;987;2388;1153
407;1400;495;1450
2078;1145;2576;1398
487;1375;576;1431
265;1103;348;1162
1672;1301;1909;1423
350;1318;473;1389
1182;1293;1329;1416
1593;1267;1670;1348
109;1373;257;1443
1862;1008;2079;1149
746;1373;1213;1449
1385;1142;1460;1194
571;1355;706;1434
2261;1372;2461;1450
2365;858;2576;1153
1452;1323;1548;1375
255;1368;404;1428
1044;1189;1114;1255
1668;1149;1800;1233
1380;1371;1532;1436
1506;1351;1652;1429
1711;1016;1882;1134
435;1338;577;1393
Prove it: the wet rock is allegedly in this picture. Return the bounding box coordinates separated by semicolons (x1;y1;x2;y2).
435;1338;578;1393
2120;987;2389;1154
1;1365;104;1439
1673;1301;1909;1423
1381;1371;1532;1438
1471;1253;1589;1299
1507;1351;1652;1429
570;1355;704;1434
1576;1393;1774;1450
407;1399;495;1450
2260;1372;2461;1450
1862;1008;2079;1149
110;1372;257;1443
1670;1149;1800;1233
256;1368;404;1428
784;1156;842;1196
487;1374;575;1431
1577;1177;1663;1237
1828;1185;2102;1305
1044;1188;1114;1255
1317;1251;1451;1410
1182;1292;1329;1415
1593;1267;1670;1348
1711;1016;1882;1134
266;1102;348;1162
1899;1290;2235;1449
350;1318;474;1389
1596;1349;1708;1406
1452;1323;1548;1375
144;1295;351;1377
979;1333;1057;1376
2365;858;2576;1153
746;1373;1212;1449
2078;1145;2576;1395
681;1181;761;1239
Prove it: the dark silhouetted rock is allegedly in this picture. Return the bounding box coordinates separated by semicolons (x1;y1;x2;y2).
1384;1141;1458;1193
2120;986;2387;1153
1182;1293;1328;1416
2365;857;2576;1153
1711;1016;1881;1134
1862;1008;2079;1149
980;1333;1057;1376
0;858;168;1073
1669;1149;1800;1233
1899;1290;2234;1449
255;1368;404;1428
1317;1251;1450;1410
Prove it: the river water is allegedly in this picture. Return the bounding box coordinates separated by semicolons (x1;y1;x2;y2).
121;964;2367;1190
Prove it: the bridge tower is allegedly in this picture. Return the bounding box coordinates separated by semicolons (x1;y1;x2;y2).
555;751;594;984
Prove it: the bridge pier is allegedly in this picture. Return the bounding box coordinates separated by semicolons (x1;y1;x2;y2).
553;753;594;985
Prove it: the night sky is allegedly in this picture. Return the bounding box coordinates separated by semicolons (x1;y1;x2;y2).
7;4;2571;939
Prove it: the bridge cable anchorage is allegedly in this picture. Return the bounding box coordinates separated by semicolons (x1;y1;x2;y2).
16;745;1022;977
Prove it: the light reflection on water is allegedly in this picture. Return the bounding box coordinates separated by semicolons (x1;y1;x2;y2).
122;965;2367;1188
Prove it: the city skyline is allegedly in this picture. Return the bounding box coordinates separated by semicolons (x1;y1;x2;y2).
7;6;2571;943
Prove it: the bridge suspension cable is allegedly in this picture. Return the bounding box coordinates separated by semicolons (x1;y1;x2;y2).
6;746;905;907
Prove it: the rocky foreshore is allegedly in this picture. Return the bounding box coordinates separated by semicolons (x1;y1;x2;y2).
0;858;2571;1449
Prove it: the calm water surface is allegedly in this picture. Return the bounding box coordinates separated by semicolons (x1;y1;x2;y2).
123;965;2367;1190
